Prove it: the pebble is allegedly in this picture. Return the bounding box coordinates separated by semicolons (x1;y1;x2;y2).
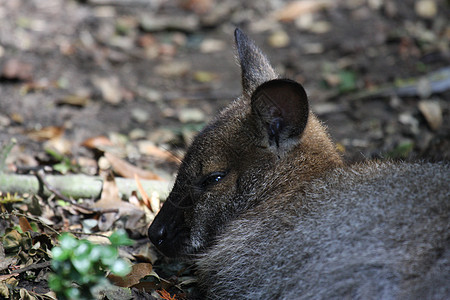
131;108;149;124
399;112;420;135
418;100;442;131
178;108;206;123
310;21;331;34
139;14;199;33
415;0;437;19
147;128;178;145
200;39;226;53
92;76;122;104
129;128;147;140
268;30;290;48
155;61;190;78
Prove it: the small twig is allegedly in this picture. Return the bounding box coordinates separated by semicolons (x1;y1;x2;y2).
65;231;110;238
10;211;60;235
35;169;76;204
10;261;52;274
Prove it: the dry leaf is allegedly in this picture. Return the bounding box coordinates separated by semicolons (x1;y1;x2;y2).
274;0;333;22
180;0;213;14
1;59;33;81
137;142;180;164
134;175;161;213
94;170;145;231
157;289;178;300
18;217;33;232
105;152;163;181
82;135;115;150
108;262;153;287
26;126;64;141
57;95;90;107
92;76;123;104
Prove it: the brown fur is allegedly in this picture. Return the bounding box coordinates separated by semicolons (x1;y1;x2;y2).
148;29;450;299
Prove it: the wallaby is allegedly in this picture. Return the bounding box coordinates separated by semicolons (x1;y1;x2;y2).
148;28;450;299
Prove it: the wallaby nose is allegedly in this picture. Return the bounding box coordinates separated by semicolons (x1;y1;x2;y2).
148;222;167;246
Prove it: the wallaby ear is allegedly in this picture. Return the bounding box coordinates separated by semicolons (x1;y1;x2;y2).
251;79;309;151
234;28;278;97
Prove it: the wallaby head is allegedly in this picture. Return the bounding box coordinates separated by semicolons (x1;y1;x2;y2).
148;28;342;257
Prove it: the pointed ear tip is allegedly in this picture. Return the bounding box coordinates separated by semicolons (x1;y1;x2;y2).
234;28;247;45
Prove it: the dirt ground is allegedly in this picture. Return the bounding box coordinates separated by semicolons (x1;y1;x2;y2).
0;0;449;298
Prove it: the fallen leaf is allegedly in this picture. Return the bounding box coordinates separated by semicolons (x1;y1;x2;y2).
26;126;64;142
274;0;333;22
57;95;90;107
134;175;150;209
108;262;153;287
82;136;114;150
105;152;163;181
155;61;190;78
18;217;33;233
134;175;160;213
418;100;442;131
157;289;178;300
94;170;145;232
137;141;180;164
92;76;122;104
180;0;213;14
0;59;33;81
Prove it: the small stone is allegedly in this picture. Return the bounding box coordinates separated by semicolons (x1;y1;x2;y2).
147;128;178;144
295;13;314;30
0;114;11;127
131;108;149;124
415;0;437;19
310;21;331;34
399;112;420;135
92;76;122;104
129;128;147;140
268;30;290;48
155;61;190;78
200;39;226;53
418;100;442;131
417;78;432;98
178;108;206;123
1;59;33;81
139;14;199;33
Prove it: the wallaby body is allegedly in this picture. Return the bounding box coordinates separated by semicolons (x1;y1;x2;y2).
149;29;450;299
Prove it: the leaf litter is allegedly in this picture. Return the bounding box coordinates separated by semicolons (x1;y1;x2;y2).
1;0;449;299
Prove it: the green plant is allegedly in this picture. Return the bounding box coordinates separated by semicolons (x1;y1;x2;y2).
48;230;133;300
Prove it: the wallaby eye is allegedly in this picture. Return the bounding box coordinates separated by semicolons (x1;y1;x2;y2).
200;171;227;189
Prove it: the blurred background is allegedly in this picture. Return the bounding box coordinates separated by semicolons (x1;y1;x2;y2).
0;0;449;178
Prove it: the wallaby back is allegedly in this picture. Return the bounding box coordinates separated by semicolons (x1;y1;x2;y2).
148;29;450;299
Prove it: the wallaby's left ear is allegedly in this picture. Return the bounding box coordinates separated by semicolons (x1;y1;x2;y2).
251;79;309;151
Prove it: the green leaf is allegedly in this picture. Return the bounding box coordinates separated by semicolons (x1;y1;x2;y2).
65;287;81;299
100;246;119;266
74;241;91;257
72;257;92;274
59;233;78;251
338;70;357;93
109;230;134;247
110;259;131;277
48;274;64;292
51;246;70;261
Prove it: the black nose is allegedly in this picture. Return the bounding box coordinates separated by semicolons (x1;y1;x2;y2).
148;222;167;247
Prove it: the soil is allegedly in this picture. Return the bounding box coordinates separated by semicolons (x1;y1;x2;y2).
0;0;449;298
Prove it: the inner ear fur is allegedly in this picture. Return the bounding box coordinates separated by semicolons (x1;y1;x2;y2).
251;79;309;149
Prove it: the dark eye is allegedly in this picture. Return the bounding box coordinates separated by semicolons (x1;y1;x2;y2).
200;171;227;189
